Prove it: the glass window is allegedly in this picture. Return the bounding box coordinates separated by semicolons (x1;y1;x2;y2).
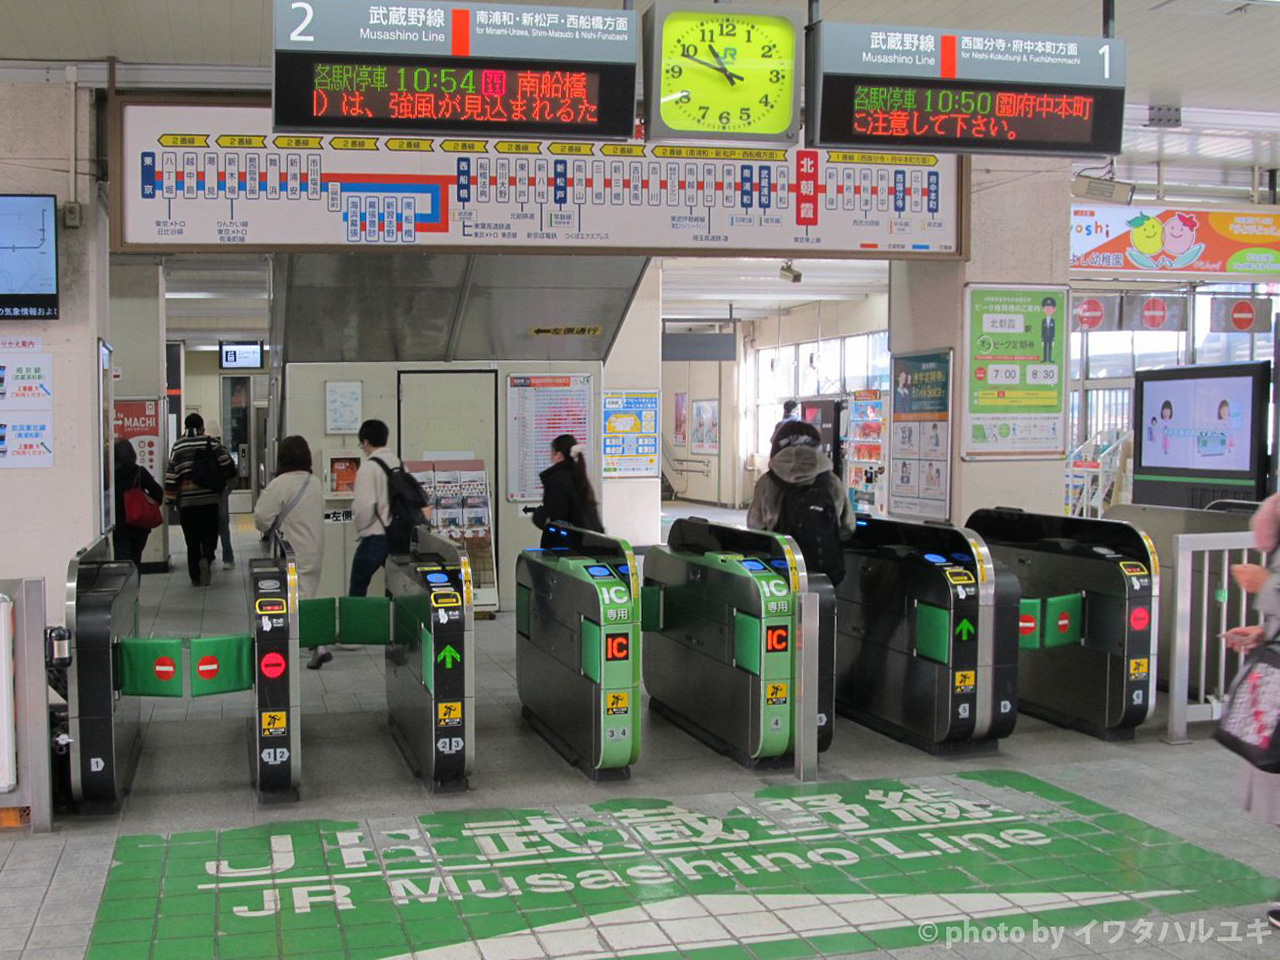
844;336;869;393
797;341;819;397
756;344;795;401
1069;332;1083;383
757;402;782;455
1133;331;1182;371
817;340;842;395
868;332;890;389
1086;331;1134;379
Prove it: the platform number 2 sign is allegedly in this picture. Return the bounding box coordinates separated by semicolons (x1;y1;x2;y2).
290;2;314;42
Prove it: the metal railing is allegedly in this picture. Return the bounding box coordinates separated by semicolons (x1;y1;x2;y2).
1164;530;1267;745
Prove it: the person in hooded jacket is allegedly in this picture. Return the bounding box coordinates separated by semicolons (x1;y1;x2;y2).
747;419;857;578
531;433;603;549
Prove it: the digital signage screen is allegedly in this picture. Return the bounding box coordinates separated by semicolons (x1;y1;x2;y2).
0;194;59;319
219;341;264;370
274;52;637;138
1133;362;1271;507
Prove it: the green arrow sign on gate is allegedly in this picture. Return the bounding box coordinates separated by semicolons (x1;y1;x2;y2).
956;618;975;640
437;644;461;668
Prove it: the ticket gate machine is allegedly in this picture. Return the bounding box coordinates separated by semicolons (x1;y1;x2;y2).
385;528;475;792
966;508;1158;740
836;517;1019;753
515;524;642;780
60;546;141;813
250;554;301;804
643;518;831;767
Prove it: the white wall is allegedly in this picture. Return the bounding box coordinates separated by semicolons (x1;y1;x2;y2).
747;295;889;346
0;85;105;623
662;355;741;506
602;263;662;547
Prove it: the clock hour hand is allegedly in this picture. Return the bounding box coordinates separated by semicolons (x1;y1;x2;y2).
706;44;745;85
681;49;745;86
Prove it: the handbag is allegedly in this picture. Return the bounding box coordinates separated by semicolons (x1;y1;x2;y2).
123;471;163;530
1214;641;1280;773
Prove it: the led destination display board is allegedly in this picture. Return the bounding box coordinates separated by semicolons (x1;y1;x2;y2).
274;52;636;137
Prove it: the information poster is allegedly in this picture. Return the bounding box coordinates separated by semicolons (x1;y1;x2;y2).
602;391;659;479
888;351;952;519
112;399;163;475
963;285;1069;460
691;400;720;456
672;392;688;447
507;374;594;502
325;380;362;434
119;104;960;257
0;343;53;469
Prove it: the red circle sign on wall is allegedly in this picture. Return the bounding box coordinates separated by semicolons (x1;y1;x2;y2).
1231;300;1256;331
1075;298;1104;330
260;652;286;680
154;656;176;681
197;655;220;681
1141;298;1168;330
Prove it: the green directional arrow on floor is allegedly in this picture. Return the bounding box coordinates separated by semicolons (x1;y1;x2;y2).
956;618;975;640
436;644;461;668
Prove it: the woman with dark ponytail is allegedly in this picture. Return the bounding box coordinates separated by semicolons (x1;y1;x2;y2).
531;433;603;547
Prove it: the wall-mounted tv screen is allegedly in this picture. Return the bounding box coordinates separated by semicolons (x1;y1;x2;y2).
1133;361;1271;508
0;195;58;319
219;341;263;370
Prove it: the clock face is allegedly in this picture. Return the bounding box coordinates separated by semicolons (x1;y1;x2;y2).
658;11;796;136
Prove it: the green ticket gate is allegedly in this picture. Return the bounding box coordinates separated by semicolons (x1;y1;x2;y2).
966;508;1158;740
643;518;817;768
385;528;475;792
515;523;641;780
836;516;1019;754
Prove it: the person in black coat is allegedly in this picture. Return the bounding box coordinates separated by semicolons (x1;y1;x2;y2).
531;433;603;549
113;438;165;568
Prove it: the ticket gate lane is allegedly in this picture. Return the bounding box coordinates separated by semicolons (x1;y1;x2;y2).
643;518;827;768
966;508;1158;739
835;517;1017;753
516;525;641;780
385;529;476;792
251;554;301;803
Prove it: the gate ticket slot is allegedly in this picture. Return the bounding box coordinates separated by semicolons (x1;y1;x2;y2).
835;516;1018;754
251;557;300;804
515;523;642;780
965;508;1158;740
385;528;475;793
643;517;835;768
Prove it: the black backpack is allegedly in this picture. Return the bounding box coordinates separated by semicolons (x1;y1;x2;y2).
772;470;846;586
373;458;428;552
191;439;227;494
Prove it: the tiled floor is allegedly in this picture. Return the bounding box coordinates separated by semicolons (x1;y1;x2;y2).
3;520;1278;960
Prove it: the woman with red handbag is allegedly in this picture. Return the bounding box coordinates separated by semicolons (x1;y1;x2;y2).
1226;492;1280;930
113;438;165;569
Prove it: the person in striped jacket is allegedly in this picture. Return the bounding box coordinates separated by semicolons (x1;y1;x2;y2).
165;413;237;587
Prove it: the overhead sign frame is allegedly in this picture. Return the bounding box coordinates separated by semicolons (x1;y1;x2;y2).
807;22;1126;156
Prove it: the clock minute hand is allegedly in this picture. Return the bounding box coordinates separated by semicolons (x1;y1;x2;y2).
707;43;745;85
681;50;745;86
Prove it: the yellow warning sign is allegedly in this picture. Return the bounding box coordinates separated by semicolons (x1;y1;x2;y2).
1129;658;1150;680
601;144;646;157
386;138;435;152
606;692;629;715
329;137;379;151
272;135;324;149
826;152;938;166
158;134;210;147
260;711;287;737
441;140;489;153
437;701;463;727
548;142;595;155
215;134;267;148
945;568;976;586
766;682;789;706
494;141;541;154
954;671;976;694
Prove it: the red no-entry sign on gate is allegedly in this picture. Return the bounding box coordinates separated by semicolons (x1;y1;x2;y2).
260;651;286;680
154;656;176;681
197;655;220;681
1057;612;1072;633
1019;615;1038;636
1130;607;1151;631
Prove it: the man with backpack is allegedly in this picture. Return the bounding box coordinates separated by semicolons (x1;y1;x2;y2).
347;418;430;608
165;413;237;587
748;419;854;753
